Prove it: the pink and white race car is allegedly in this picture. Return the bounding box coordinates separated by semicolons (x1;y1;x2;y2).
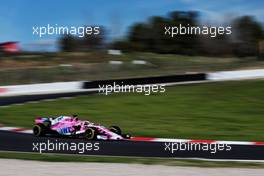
33;115;131;140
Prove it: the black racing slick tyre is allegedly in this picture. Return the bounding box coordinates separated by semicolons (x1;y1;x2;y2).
109;126;122;135
84;128;96;140
33;124;45;137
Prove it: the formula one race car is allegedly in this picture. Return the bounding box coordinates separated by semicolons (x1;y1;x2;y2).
33;115;131;140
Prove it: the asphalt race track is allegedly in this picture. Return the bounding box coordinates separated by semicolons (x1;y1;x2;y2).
0;130;263;161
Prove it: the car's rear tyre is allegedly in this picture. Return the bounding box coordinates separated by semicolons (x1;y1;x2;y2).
33;124;45;137
84;128;96;140
109;126;122;135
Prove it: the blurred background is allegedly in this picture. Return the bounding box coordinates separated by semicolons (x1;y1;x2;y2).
1;1;264;167
0;0;264;85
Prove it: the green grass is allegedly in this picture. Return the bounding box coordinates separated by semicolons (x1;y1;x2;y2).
0;152;264;168
0;80;263;141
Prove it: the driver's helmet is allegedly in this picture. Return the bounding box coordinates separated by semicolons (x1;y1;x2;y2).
83;121;90;126
72;114;79;121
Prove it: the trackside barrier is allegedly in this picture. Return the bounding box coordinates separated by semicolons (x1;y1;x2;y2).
207;69;264;81
1;69;264;97
82;73;206;89
0;81;83;97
